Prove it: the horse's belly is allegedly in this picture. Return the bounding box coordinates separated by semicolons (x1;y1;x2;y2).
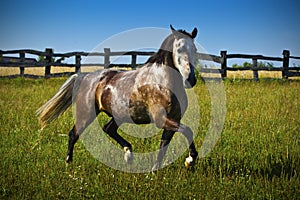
128;101;151;124
110;98;151;124
102;85;150;124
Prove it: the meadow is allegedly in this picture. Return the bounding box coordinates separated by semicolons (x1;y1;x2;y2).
0;75;299;199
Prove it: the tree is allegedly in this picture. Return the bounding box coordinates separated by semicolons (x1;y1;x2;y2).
258;61;274;69
243;61;252;68
38;55;55;63
232;63;241;68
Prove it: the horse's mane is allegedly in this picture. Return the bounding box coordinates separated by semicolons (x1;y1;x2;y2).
146;34;174;67
146;29;193;67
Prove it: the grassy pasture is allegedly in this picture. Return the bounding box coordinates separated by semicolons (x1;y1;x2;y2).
0;76;299;199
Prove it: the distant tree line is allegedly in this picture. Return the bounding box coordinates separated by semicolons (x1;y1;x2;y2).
232;61;274;69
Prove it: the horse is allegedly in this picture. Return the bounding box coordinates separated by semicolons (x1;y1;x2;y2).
37;25;199;171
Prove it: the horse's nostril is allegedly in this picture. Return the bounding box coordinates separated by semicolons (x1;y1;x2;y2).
184;56;188;61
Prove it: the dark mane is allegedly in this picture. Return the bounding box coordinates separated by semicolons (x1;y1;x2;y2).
146;34;175;67
177;29;194;37
146;29;193;67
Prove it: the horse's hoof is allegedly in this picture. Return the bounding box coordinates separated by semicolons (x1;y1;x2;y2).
124;147;133;164
184;155;195;168
66;155;72;163
151;162;160;172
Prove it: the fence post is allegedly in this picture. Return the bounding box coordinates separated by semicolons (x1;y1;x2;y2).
104;48;111;69
19;52;25;77
45;48;53;78
220;51;227;79
131;53;137;70
75;54;81;73
282;50;290;79
252;58;259;81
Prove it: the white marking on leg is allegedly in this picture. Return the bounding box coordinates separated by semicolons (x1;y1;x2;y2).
124;147;133;164
184;155;194;168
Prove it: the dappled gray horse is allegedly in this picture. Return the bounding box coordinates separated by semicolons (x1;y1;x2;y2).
37;25;199;170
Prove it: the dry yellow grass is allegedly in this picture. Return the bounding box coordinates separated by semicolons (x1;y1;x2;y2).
200;70;284;79
0;66;74;76
227;70;283;79
0;66;105;76
0;67;20;76
0;66;298;79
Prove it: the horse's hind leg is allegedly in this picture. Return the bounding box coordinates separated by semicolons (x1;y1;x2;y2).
66;99;100;163
103;118;133;164
66;92;99;163
66;126;79;163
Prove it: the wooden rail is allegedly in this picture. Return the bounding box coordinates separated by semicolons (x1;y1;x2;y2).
0;48;299;80
219;50;300;80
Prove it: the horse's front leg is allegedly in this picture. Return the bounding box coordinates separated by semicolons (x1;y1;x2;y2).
162;118;198;168
178;124;198;167
103;118;134;164
152;130;175;171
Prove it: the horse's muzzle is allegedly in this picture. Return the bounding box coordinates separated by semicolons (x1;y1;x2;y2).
185;64;197;88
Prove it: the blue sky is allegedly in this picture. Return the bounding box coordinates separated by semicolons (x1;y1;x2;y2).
1;0;300;62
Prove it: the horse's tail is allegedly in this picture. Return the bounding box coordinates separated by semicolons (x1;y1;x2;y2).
36;74;78;129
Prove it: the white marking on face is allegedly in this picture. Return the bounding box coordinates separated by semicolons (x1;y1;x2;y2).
172;37;197;86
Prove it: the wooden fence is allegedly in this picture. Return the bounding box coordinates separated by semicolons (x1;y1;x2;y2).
0;48;299;80
218;50;300;80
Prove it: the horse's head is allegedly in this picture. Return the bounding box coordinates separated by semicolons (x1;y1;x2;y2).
171;25;198;88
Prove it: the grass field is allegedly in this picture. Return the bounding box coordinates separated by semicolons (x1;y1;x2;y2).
0;76;299;199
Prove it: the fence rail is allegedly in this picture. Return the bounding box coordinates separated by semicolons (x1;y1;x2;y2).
0;48;299;80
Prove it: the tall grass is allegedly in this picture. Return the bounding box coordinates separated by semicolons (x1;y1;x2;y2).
0;77;299;199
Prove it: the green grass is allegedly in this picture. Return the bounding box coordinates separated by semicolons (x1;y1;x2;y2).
0;77;299;199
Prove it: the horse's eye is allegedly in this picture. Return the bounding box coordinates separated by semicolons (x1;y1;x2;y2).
177;46;186;53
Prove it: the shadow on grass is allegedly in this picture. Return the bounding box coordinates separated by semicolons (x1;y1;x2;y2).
258;156;298;180
199;155;299;180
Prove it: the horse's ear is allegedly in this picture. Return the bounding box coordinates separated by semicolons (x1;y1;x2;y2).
191;27;198;39
170;24;179;39
170;24;176;32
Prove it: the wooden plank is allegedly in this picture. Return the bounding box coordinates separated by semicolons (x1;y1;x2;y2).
19;52;25;76
290;56;300;59
0;49;45;56
104;48;111;69
252;58;259;81
80;63;105;67
200;68;223;74
288;67;300;71
226;53;283;61
110;51;155;56
282;50;290;79
108;64;132;68
45;48;53;78
197;53;222;63
75;55;81;73
131;54;137;69
287;71;300;77
226;67;282;71
220;51;227;78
